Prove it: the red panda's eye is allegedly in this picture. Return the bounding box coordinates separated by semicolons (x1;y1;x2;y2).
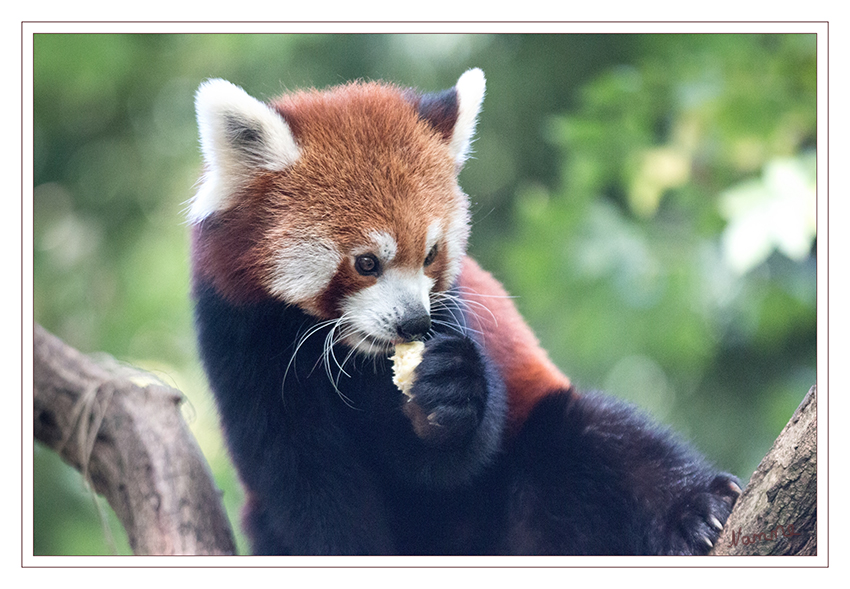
424;244;439;267
355;254;380;276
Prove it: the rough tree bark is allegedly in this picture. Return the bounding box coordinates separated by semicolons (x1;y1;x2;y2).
33;323;816;556
33;323;236;555
710;385;817;556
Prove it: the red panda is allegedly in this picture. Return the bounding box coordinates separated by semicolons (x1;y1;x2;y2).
190;69;740;555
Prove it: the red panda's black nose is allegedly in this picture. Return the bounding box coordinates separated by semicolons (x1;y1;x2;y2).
396;312;431;342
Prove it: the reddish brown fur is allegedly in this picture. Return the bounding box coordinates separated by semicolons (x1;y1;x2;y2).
269;83;466;286
194;81;467;314
456;257;574;435
191;173;283;303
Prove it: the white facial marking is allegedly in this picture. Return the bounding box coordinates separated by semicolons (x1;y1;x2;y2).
368;231;397;263
342;268;435;355
267;238;341;305
426;221;442;252
441;201;470;286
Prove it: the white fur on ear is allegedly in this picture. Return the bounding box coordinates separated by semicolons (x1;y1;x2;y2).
449;68;486;167
189;79;300;223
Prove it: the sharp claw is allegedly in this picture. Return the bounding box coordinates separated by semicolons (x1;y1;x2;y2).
728;480;743;496
709;515;723;531
702;536;714;549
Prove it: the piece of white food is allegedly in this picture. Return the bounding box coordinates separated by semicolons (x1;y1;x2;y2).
391;341;425;397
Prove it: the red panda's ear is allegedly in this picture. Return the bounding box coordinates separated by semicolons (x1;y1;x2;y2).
450;68;486;168
416;68;485;170
189;79;300;223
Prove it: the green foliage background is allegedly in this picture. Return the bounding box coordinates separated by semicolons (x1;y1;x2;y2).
32;33;817;556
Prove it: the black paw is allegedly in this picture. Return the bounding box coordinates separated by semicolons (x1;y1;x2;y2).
672;473;742;555
401;333;489;448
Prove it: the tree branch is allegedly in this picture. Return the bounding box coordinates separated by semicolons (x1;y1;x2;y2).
711;386;817;556
33;323;236;555
33;321;816;557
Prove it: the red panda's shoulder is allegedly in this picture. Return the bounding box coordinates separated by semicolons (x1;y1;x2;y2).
457;257;574;435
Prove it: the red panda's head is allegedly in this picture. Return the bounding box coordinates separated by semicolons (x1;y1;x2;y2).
190;70;486;355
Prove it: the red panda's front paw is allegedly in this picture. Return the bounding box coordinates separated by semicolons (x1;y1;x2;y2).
670;473;742;554
401;334;489;448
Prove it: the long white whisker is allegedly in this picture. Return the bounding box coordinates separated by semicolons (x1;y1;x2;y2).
323;316;349;382
443;290;498;326
335;336;366;387
451;285;516;299
329;319;363;384
431;293;468;329
431;317;482;337
431;300;468;337
283;317;341;399
430;289;500;342
319;314;365;410
324;319;345;378
447;292;498;326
